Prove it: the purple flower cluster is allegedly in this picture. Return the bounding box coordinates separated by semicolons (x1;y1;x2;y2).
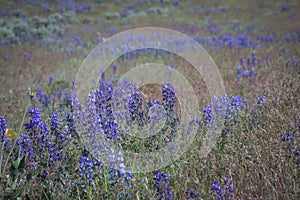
66;80;133;196
285;56;299;69
128;91;144;126
155;171;172;200
18;108;65;165
256;94;266;105
56;2;92;13
32;76;72;110
49;110;66;146
0;116;7;143
281;131;300;165
93;82;119;141
203;95;244;131
186;188;200;199
79;156;101;184
162;83;177;114
280;4;291;12
0;116;15;165
212;177;234;200
236;53;261;81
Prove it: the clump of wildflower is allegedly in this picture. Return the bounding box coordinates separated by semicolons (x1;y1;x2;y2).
162;83;176;114
18;108;65;165
0;116;8;142
203;95;245;136
186;188;200;199
128;91;144;126
281;131;299;165
257;94;266;105
155;171;172;200
50;110;65;146
236;54;262;81
0;116;16;164
212;177;234;200
79;156;95;184
280;4;291;12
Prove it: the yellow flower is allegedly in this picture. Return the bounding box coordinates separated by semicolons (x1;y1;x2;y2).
28;88;36;99
5;129;17;138
31;92;36;97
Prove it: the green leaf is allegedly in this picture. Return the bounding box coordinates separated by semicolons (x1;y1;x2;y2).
9;156;26;180
8;188;21;199
9;163;18;179
26;173;32;182
18;156;25;171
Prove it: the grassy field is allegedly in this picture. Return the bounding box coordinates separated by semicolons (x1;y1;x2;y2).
0;0;299;199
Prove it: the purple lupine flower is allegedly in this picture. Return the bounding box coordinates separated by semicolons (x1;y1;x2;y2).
257;94;266;105
128;91;144;125
24;52;31;61
147;100;161;107
47;142;63;162
17;134;32;156
257;57;261;65
203;104;213;124
19;108;45;161
24;108;43;139
251;52;256;65
79;156;95;184
212;180;223;199
212;177;235;200
49;110;65;146
76;4;92;13
0;116;7;142
43;169;49;177
247;58;251;66
0;116;15;164
242;70;249;77
113;62;117;74
186;188;200;199
281;131;299;166
224;178;234;198
250;66;255;79
281;4;291;11
291;56;299;67
285;32;290;42
50;110;60;131
42;4;51;12
281;132;293;142
65;112;76;137
162;83;177;114
35;87;51;108
204;95;246;136
230;96;244;111
155;171;172;200
236;65;242;73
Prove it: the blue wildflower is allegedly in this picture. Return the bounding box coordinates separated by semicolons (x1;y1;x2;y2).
236;65;242;73
186;188;200;199
162;83;176;114
257;94;266;105
0;116;7;142
212;177;235;200
155;171;172;200
242;70;249;77
281;4;291;11
79;156;95;184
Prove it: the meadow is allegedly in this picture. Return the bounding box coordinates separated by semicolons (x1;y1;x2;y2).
0;0;299;199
